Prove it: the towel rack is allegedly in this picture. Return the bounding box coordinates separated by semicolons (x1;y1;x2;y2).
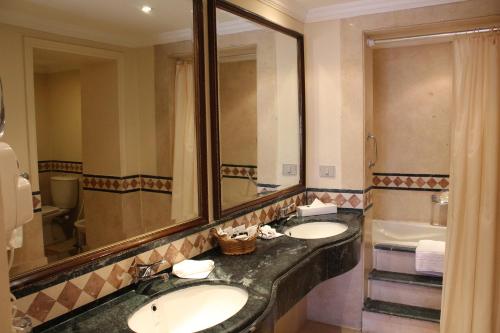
367;134;378;169
0;77;5;139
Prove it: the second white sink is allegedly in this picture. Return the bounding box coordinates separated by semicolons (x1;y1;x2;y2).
128;284;248;333
285;222;348;239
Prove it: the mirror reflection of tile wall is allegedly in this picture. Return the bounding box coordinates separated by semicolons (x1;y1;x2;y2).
216;9;301;210
0;0;201;276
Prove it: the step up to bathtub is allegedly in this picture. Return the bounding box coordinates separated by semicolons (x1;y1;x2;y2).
369;269;442;288
374;243;416;253
368;270;442;309
362;299;440;333
373;244;417;274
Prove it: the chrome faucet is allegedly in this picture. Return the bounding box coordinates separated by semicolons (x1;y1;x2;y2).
277;203;296;220
131;259;169;284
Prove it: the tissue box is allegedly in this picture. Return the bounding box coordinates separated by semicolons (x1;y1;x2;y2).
297;203;337;217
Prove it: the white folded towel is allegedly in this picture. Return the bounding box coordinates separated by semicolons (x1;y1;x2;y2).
297;199;337;217
172;260;215;279
415;240;445;275
259;225;283;240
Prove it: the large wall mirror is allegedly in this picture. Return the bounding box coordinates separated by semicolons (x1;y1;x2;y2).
0;0;207;286
208;0;305;218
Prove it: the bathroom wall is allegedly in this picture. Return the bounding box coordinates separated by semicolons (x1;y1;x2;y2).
80;60;134;249
35;70;82;206
219;59;258;207
35;71;82;163
372;43;452;221
220;60;257;166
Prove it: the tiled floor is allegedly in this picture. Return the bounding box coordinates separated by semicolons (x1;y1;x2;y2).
300;321;360;333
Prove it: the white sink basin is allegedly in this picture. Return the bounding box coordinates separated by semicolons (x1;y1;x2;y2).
285;222;348;239
128;284;248;333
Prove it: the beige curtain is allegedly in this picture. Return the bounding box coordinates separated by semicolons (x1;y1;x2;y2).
171;62;198;222
441;32;500;333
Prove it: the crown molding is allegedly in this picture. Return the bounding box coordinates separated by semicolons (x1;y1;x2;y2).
219;53;257;63
156;28;193;44
0;8;140;47
306;0;467;23
258;0;307;22
217;19;262;35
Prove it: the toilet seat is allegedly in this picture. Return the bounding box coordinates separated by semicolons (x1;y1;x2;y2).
42;205;59;216
41;205;70;217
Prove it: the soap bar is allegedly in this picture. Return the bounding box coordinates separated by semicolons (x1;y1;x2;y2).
297;203;337;217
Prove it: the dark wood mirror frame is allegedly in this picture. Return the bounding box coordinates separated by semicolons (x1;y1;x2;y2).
207;0;306;219
10;0;208;290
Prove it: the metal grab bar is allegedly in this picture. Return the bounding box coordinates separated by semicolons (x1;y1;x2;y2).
0;77;5;139
367;134;378;169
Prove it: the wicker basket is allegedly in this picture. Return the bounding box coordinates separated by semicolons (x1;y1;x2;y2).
210;225;260;255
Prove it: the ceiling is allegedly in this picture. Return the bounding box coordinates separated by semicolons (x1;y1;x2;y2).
0;0;467;47
1;0;193;35
0;0;195;47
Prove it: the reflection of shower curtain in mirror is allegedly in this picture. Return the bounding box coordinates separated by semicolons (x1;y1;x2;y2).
171;62;198;222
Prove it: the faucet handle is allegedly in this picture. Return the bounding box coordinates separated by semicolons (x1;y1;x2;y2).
277;203;296;219
131;259;167;282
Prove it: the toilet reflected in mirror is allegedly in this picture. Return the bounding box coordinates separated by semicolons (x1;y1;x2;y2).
41;175;81;262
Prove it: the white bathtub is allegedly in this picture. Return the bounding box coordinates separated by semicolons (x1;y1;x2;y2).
372;219;447;248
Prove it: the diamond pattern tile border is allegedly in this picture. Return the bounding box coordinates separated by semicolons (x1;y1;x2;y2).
307;191;364;209
140;175;173;193
38;160;82;174
373;173;449;191
15;192;306;327
221;164;257;179
82;175;172;194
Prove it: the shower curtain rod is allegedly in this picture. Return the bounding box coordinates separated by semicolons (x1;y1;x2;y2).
367;26;499;47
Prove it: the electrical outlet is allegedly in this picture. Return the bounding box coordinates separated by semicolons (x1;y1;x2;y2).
282;164;298;176
319;165;335;178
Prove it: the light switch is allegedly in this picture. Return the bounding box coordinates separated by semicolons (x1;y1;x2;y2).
282;164;297;176
320;165;335;178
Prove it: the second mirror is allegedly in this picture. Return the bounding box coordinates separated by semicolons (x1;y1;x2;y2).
209;0;305;218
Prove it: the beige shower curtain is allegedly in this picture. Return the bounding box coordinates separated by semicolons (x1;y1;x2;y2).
441;33;500;333
171;62;198;222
